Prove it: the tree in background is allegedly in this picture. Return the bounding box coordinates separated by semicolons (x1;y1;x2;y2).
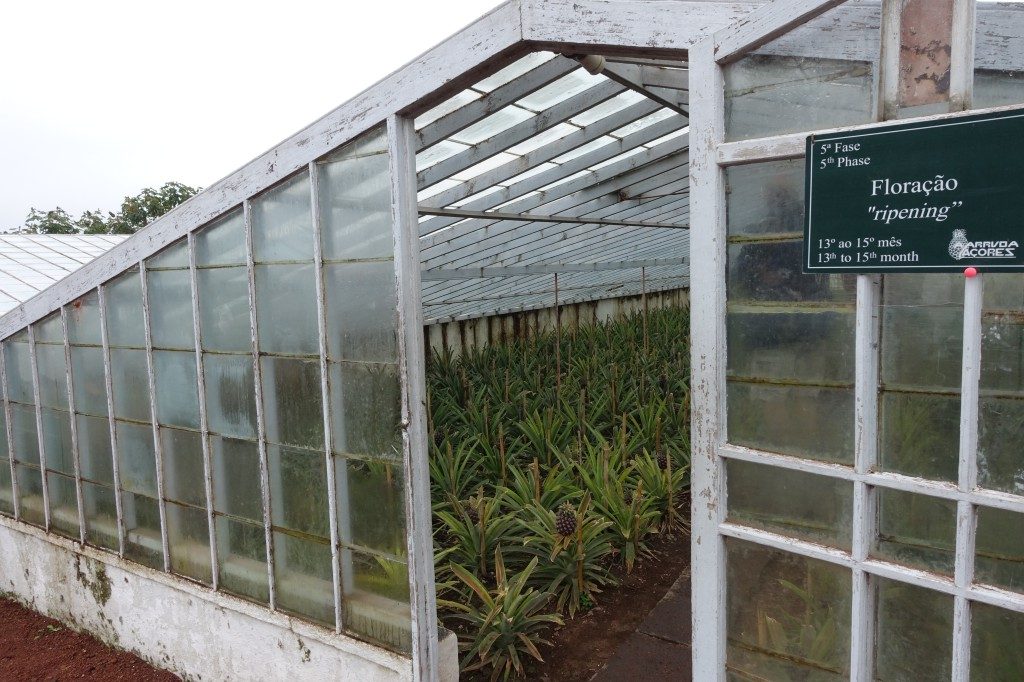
19;182;200;235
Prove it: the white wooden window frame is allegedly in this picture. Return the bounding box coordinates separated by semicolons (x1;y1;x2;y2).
691;1;1024;680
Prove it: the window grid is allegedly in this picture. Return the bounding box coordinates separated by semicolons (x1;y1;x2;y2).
60;307;87;544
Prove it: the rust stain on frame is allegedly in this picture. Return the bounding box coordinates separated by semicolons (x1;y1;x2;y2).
899;0;954;108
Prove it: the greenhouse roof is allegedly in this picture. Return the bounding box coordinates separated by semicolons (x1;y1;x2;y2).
0;235;125;315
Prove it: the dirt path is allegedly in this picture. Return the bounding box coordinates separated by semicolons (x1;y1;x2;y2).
0;598;178;681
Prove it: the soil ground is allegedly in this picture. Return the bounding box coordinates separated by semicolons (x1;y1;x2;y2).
531;527;692;681
0;598;178;681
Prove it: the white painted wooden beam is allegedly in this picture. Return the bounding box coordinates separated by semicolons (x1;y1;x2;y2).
420;258;687;279
418;207;687;230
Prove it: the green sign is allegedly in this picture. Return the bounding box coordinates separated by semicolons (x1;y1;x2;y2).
804;107;1024;273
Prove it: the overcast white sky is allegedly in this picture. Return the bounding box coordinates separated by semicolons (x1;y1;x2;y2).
0;0;504;230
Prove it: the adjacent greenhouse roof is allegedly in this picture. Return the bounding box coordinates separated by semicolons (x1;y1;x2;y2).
0;235;125;315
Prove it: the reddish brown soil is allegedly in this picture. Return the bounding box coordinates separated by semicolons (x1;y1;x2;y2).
0;598;178;681
532;527;691;682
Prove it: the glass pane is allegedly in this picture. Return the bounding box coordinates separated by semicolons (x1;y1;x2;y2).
325;262;397;363
147;240;189;269
971;603;1024;679
104;269;145;348
4;339;34;404
153;350;200;429
341;457;405;555
0;459;12;515
211;436;262;522
34;313;63;344
974;8;1024;110
40;408;74;475
70;345;107;417
147;269;195;350
195;209;245;267
975;506;1024;593
167;502;212;584
727;242;858;305
879;391;960;482
252;173;314;263
873;489;956;575
10;403;40;465
109;348;151;422
116;421;157;497
16;465;45;526
261;357;323;449
0;407;7;459
875;579;953;681
66;291;102;346
123;492;163;569
216;515;268;603
725;159;804;238
342;548;411;652
34;343;68;409
47;471;79;538
203;354;257;440
269;444;328;537
196;266;251;353
330;362;402;458
726;539;851;679
727;458;853;549
274;531;334;625
161;427;205;507
723;3;878;141
319;126;393;261
82;481;119;550
727;382;854;464
254;264;318;355
77;414;113;485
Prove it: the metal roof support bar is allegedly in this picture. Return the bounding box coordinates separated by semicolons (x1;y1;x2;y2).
420;257;688;279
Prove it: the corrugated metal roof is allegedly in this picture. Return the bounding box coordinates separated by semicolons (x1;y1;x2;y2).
0;235;127;314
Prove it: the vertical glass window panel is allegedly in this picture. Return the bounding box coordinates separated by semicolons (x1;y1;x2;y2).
195;209;246;267
325;262;398;363
66;291;102;346
727;382;854;464
723;3;878;141
77;414;113;485
16;465;45;526
340;457;405;555
203;354;257;440
47;472;79;538
196;266;251;353
254;264;318;355
875;579;953;680
0;459;13;515
251;173;314;263
726;458;853;549
211;436;263;522
104;269;145;348
975;506;1024;594
268;444;328;538
4;338;34;404
872;489;956;575
261;357;323;450
122;492;163;569
34;313;63;344
274;531;334;625
166;502;212;584
319;126;393;261
971;603;1024;679
153;350;200;429
147;269;195;350
10;403;40;465
115;421;157;497
70;345;108;417
34;343;68;409
216;516;268;604
147;240;189;269
40;408;74;475
341;548;411;653
109;348;151;422
725;159;805;238
81;481;119;551
726;539;851;679
0;406;7;459
161;427;205;507
879;274;963;481
974;8;1024;110
330;362;402;459
727;242;858;305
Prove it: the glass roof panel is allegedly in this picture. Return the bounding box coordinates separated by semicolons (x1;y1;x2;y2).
474;52;556;93
450;106;534;145
516;69;605;111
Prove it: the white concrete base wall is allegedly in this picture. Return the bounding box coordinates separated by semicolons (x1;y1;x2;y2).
0;516;455;681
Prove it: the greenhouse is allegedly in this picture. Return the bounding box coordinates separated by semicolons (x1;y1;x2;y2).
2;0;1024;680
